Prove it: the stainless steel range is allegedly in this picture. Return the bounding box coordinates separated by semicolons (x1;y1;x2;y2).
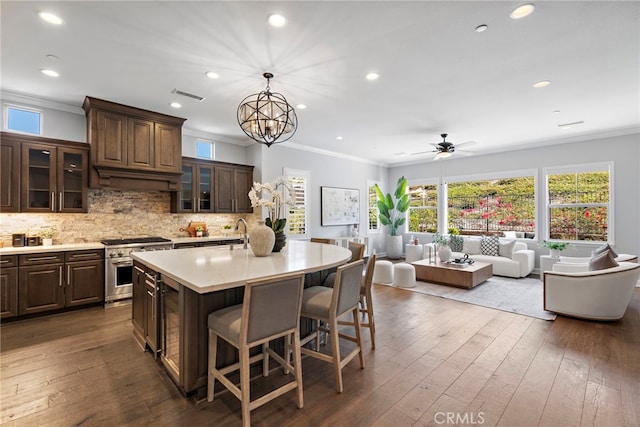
102;237;173;303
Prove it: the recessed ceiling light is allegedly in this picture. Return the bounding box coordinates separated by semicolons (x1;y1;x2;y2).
366;72;379;81
46;54;60;60
296;104;307;110
268;13;286;27
553;110;561;114
510;3;535;20
38;11;63;25
205;71;219;79
170;102;182;109
336;136;344;140
533;80;550;88
475;24;488;33
40;69;59;77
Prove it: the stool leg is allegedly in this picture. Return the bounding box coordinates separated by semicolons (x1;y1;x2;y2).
366;295;376;350
353;307;365;368
330;316;343;393
262;343;269;377
207;329;218;402
292;331;304;409
240;348;251;427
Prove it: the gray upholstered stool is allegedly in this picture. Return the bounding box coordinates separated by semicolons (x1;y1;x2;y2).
372;260;394;284
394;263;416;288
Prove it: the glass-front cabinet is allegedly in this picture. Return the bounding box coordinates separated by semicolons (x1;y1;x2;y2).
21;142;88;213
172;159;215;213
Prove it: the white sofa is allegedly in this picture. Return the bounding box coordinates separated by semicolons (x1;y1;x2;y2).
543;262;640;320
446;238;535;278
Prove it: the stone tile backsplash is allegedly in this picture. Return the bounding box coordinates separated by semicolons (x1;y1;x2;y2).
0;189;259;247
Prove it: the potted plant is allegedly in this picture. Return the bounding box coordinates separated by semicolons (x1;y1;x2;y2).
222;224;233;236
375;176;410;259
248;176;296;253
543;240;569;257
195;225;204;237
432;232;452;262
40;227;57;246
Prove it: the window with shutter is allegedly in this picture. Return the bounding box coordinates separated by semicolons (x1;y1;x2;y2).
284;168;309;237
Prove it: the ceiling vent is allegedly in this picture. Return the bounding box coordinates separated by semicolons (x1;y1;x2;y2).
172;89;205;102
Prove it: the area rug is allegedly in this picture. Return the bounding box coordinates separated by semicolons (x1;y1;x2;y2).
385;276;556;321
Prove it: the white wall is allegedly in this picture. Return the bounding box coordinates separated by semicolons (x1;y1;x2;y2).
389;133;640;265
258;143;388;254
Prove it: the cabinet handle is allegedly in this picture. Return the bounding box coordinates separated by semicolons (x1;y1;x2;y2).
59;192;63;211
51;192;55;212
193;197;196;212
67;265;71;286
28;255;59;262
70;253;96;259
147;289;156;321
134;265;145;273
59;266;63;287
0;259;9;264
197;198;200;212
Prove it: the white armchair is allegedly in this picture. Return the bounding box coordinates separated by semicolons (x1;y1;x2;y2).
543;262;640;320
552;254;638;273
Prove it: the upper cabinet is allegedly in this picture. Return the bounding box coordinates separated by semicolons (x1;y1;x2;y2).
214;163;254;213
83;97;186;191
0;132;89;213
0;139;20;212
171;158;253;214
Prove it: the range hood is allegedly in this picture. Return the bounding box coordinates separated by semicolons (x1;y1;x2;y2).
83;96;186;192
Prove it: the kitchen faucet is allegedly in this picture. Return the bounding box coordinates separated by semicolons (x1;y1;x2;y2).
236;218;248;249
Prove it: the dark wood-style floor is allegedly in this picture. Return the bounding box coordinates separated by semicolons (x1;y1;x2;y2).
2;284;639;427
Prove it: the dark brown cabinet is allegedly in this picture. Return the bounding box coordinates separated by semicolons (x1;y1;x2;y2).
16;250;103;318
171;159;215;213
132;261;159;357
0;139;20;212
0;255;18;318
18;253;65;315
214;164;254;213
0;132;88;213
83;97;186;191
65;250;104;307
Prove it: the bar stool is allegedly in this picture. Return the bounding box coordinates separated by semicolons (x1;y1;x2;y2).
323;241;365;287
300;260;365;393
206;272;306;427
338;253;377;349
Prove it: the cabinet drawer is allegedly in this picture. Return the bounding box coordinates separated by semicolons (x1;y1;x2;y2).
19;252;65;266
0;255;18;268
65;249;104;262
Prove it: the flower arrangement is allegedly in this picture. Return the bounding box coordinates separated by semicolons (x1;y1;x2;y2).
543;240;569;251
248;176;296;234
432;232;450;247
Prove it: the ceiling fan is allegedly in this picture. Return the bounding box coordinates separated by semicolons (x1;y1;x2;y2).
412;133;476;160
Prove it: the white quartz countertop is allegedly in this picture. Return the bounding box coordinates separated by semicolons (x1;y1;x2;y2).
171;236;243;244
131;240;352;294
0;242;105;255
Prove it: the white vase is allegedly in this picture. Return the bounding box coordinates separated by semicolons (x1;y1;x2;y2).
438;245;452;262
249;220;275;257
549;249;561;258
386;235;403;259
42;238;53;246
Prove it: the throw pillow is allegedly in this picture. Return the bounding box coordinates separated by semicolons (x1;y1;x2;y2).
588;249;619;271
524;232;535;239
592;243;618;259
463;238;482;255
480;235;499;256
499;239;517;258
449;236;464;252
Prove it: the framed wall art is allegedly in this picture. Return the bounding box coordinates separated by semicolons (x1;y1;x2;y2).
321;186;360;226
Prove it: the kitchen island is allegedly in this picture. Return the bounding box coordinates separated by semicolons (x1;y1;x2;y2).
130;240;351;397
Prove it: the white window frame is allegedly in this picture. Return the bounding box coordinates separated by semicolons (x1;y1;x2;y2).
366;179;381;235
445;169;538;237
4;104;43;135
284;168;309;239
195;139;214;160
543;162;614;245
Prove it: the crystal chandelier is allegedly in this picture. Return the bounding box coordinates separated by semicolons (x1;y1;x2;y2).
237;72;297;147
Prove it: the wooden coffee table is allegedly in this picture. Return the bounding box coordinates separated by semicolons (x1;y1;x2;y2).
411;259;493;289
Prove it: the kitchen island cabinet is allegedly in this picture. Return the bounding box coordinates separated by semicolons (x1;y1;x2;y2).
131;241;351;396
0;255;18;318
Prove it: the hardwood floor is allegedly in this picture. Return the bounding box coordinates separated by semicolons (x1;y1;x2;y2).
1;284;639;426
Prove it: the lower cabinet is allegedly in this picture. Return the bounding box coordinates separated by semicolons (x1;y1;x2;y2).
0;255;18;318
132;261;160;357
15;250;104;318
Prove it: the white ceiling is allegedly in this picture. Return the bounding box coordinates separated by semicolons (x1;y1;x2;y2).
1;1;639;165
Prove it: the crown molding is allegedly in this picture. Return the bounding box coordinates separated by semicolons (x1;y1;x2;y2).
0;91;84;115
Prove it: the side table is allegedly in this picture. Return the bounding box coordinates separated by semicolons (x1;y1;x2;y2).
405;244;424;262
